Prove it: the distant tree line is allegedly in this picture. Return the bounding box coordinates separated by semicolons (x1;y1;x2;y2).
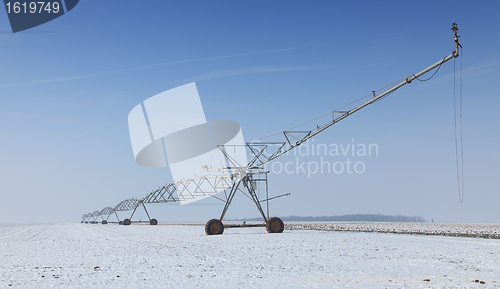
229;214;426;222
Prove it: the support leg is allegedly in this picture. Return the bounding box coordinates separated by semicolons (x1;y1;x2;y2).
220;180;242;221
141;203;151;221
129;204;139;220
247;185;268;223
142;203;158;225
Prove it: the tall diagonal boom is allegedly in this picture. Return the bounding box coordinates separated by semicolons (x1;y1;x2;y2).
246;24;461;169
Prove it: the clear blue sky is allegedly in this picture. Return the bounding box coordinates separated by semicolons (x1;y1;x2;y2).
0;1;499;223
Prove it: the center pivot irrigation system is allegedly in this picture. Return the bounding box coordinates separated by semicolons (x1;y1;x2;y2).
82;24;462;235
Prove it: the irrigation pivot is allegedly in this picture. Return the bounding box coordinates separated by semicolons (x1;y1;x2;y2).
82;24;462;235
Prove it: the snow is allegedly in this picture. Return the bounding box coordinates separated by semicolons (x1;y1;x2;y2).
286;222;500;238
1;223;499;288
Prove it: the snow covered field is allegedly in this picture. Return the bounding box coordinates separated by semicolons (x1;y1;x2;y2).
285;222;500;239
1;223;499;288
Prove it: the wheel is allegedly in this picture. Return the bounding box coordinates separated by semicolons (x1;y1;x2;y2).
123;219;131;226
84;221;88;224
266;217;284;233
205;219;224;235
118;221;123;225
101;220;108;225
150;218;158;225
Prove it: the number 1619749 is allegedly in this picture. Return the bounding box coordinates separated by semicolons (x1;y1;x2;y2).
5;2;60;14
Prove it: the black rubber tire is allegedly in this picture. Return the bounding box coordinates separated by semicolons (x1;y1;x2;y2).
150;218;158;225
118;221;123;225
84;221;88;224
205;219;224;235
101;220;108;225
123;219;131;226
266;217;284;233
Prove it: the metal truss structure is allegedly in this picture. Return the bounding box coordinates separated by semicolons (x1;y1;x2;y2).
82;24;462;235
